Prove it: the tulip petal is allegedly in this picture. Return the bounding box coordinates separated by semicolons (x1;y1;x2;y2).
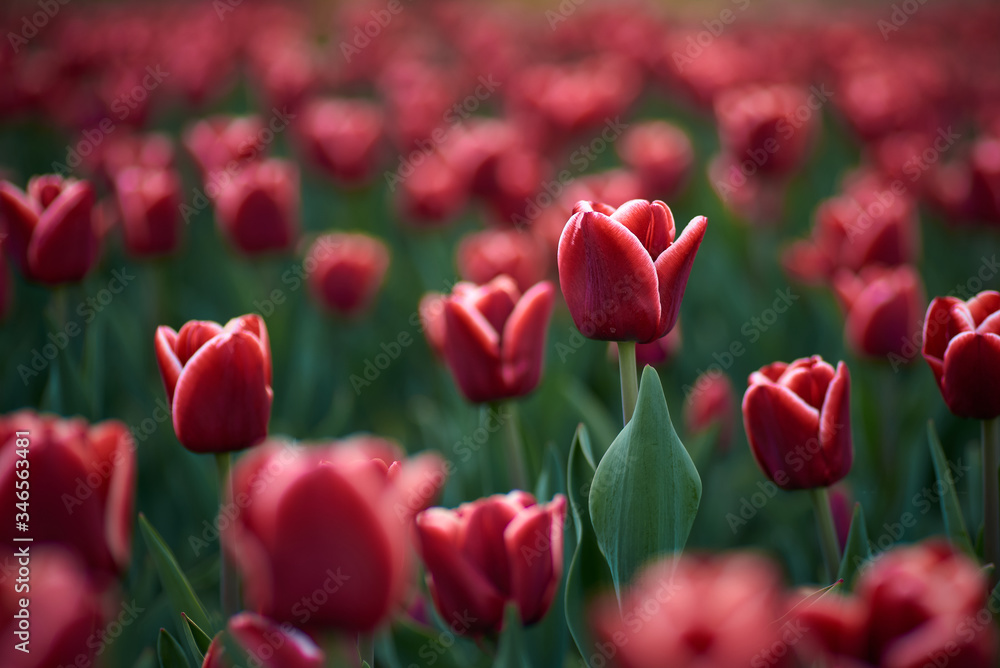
967;291;1000;327
226;314;272;385
743;383;821;490
470;276;520;335
609;199;674;258
154;326;182;403
941;332;1000;419
174;320;224;365
818;362;853;484
653;216;707;340
27;180;96;284
501;281;554;397
172;330;272;452
505;496;565;625
0;181;39;272
419;293;448;356
779;358;834;409
442;299;504;402
558;210;660;341
229;613;325;668
922;297;961;384
94;423;136;573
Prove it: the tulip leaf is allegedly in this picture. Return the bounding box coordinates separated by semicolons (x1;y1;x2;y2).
494;604;530;668
181;613;213;661
927;421;976;558
564;424;613;667
139;514;215;637
589;366;702;600
837;503;871;588
157;628;192;668
389;619;473;668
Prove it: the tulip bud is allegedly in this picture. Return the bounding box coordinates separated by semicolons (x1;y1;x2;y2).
618;121;693;198
558;199;707;342
396;152;469;226
683;371;736;452
305;232;389;317
297;98;384;185
0;175;97;284
214;159;299;254
202;613;324;668
456;228;548;293
114;166;182;257
833;265;926;360
183;115;266;177
415;492;566;635
742;356;853;490
154;315;273;453
922;290;1000;419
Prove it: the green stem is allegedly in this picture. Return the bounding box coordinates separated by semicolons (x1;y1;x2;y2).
810;487;840;583
982;418;1000;581
500;401;529;491
215;453;239;618
358;632;375;668
617;341;639;425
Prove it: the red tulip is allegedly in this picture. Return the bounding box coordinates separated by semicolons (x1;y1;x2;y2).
154;314;273;453
0;175;97;284
794;541;997;667
591;553;791;668
433;276;555;403
609;326;682;369
95;131;175;182
0;548;104;668
297;98;384;185
215;159;299;254
456;228;549;293
229;438;445;632
558;199;707;342
114;166;182;257
683;371;736;452
183;115;265;177
395;151;469;226
742;356;852;490
922;290;1000;419
833;265;926;360
618;121;693;198
202;613;324;668
0;411;135;579
415;491;567;635
305;232;389;317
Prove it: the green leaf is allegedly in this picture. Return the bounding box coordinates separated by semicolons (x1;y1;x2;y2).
589;366;702;599
157;629;192;668
181;613;213;662
389;619;472;668
837;503;872;588
494;604;530;668
927;421;976;557
139;514;215;636
565;425;613;667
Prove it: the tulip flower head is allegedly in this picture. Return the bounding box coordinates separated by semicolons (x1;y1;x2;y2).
306;232;390;317
922;290;1000;419
202;612;324;668
214;159;299;254
742;356;852;490
558;199;707;342
456;228;549;293
114;165;182;257
155;314;273;453
833;265;926;360
683;370;736;451
415;491;567;635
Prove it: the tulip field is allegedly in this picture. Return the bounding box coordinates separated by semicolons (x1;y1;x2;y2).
3;0;1000;666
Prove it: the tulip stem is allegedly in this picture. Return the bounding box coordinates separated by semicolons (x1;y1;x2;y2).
499;401;530;491
215;452;239;618
983;418;1000;581
810;487;840;583
358;632;375;667
618;341;639;425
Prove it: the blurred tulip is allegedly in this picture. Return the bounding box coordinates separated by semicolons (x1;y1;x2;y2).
229;439;445;632
828;485;853;551
415;491;566;635
395;151;469;226
305;232;389;317
456;228;549;293
928;136;1000;225
215;159;299;254
95;131;175;182
0;246;10;320
0;411;135;579
558;199;707;342
618;121;693;198
609;326;682;369
202;612;324;668
794;541;997;667
833;265;926;360
683;371;736;452
297;98;384;185
114;166;181;256
0;175;97;284
0;549;104;668
183;115;265;177
591;553;791;668
922;290;1000;419
155;314;273;452
742;356;853;490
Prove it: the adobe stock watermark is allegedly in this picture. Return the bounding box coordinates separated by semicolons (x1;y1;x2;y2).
545;0;587;30
7;0;72;54
670;0;752;72
877;0;931;40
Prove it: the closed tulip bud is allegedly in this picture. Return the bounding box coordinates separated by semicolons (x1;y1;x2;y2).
202;613;324;668
591;553;792;668
396;152;469;226
922;290;1000;419
432;276;555;403
297;98;384;185
0;175;97;284
618;121;693;198
742;356;852;490
183;115;266;177
215;159;299;254
114;166;182;257
306;232;389;317
558;199;707;342
833;265;926;360
415;492;567;635
456;229;548;293
154;315;273;453
0;411;135;579
683;371;736;452
229;439;446;632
